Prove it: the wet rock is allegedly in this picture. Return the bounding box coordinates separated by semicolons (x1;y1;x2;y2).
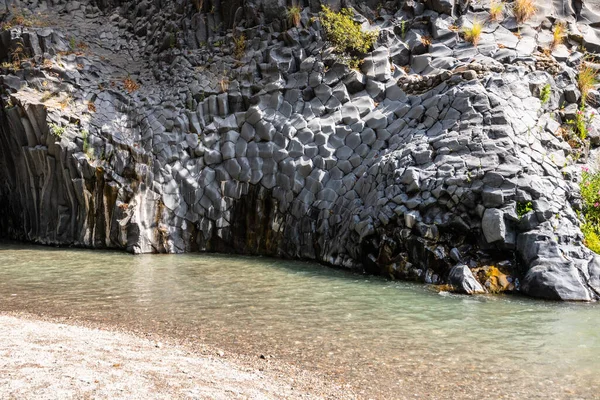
448;265;486;295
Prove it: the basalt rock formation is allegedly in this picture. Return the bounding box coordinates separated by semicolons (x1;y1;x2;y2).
1;0;600;300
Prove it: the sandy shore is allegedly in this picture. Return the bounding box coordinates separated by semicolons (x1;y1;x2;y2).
0;313;354;399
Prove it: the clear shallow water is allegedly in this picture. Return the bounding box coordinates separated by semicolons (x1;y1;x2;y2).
0;242;599;399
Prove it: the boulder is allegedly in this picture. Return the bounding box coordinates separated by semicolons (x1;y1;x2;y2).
426;0;453;15
361;47;392;82
448;265;486;294
482;208;506;243
521;263;592;301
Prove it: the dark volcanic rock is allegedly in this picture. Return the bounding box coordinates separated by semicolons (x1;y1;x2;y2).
0;0;600;301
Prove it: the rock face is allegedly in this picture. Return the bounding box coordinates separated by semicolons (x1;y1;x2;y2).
1;0;600;301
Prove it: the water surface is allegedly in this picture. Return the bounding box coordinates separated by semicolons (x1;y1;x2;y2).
0;242;598;399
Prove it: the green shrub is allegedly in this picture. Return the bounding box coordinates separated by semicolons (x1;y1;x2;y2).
539;83;551;104
516;201;533;218
233;34;246;60
552;22;566;49
580;168;600;253
567;106;595;140
82;129;90;153
320;6;377;57
400;20;407;39
49;123;65;137
582;222;600;253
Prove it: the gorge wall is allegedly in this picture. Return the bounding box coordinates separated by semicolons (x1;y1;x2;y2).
1;0;600;300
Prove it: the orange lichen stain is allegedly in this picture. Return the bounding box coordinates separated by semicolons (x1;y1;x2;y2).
475;265;513;294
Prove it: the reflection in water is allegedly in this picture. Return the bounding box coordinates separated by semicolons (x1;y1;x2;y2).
0;242;599;398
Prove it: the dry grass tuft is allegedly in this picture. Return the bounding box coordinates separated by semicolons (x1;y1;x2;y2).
233;34;246;60
513;0;537;24
578;63;598;104
219;77;230;93
462;20;483;46
551;22;566;49
193;0;204;12
123;77;140;93
489;1;504;22
288;6;302;27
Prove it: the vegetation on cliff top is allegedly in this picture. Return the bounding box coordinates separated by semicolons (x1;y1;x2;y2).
319;6;377;67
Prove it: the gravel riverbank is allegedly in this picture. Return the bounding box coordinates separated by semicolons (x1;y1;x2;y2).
0;313;354;399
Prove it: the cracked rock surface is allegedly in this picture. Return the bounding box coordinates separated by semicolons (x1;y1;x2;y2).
2;0;600;300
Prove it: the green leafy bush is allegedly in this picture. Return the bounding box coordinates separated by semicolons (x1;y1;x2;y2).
49;123;65;138
580;168;600;253
539;83;551;104
567;107;595;140
320;6;377;57
516;201;533;218
582;222;600;253
233;34;246;60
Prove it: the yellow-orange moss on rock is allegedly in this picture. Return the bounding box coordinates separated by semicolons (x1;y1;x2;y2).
474;266;514;293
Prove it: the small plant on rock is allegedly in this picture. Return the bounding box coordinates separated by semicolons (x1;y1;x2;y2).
42;58;53;69
49;123;65;138
513;0;537;24
539;83;551;104
76;41;89;52
10;44;25;67
420;35;432;47
193;0;204;12
59;95;72;110
462;19;483;46
551;22;566;49
320;6;378;64
578;63;598;105
40;91;54;102
567;107;595;140
516;201;533;218
219;76;229;93
1;61;19;71
288;6;302;27
489;1;504;22
81;129;90;153
233;33;246;60
123;76;140;93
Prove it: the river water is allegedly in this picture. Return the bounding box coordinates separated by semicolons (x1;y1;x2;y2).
0;242;598;399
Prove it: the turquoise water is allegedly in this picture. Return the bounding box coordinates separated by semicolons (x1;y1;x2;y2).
0;242;598;399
